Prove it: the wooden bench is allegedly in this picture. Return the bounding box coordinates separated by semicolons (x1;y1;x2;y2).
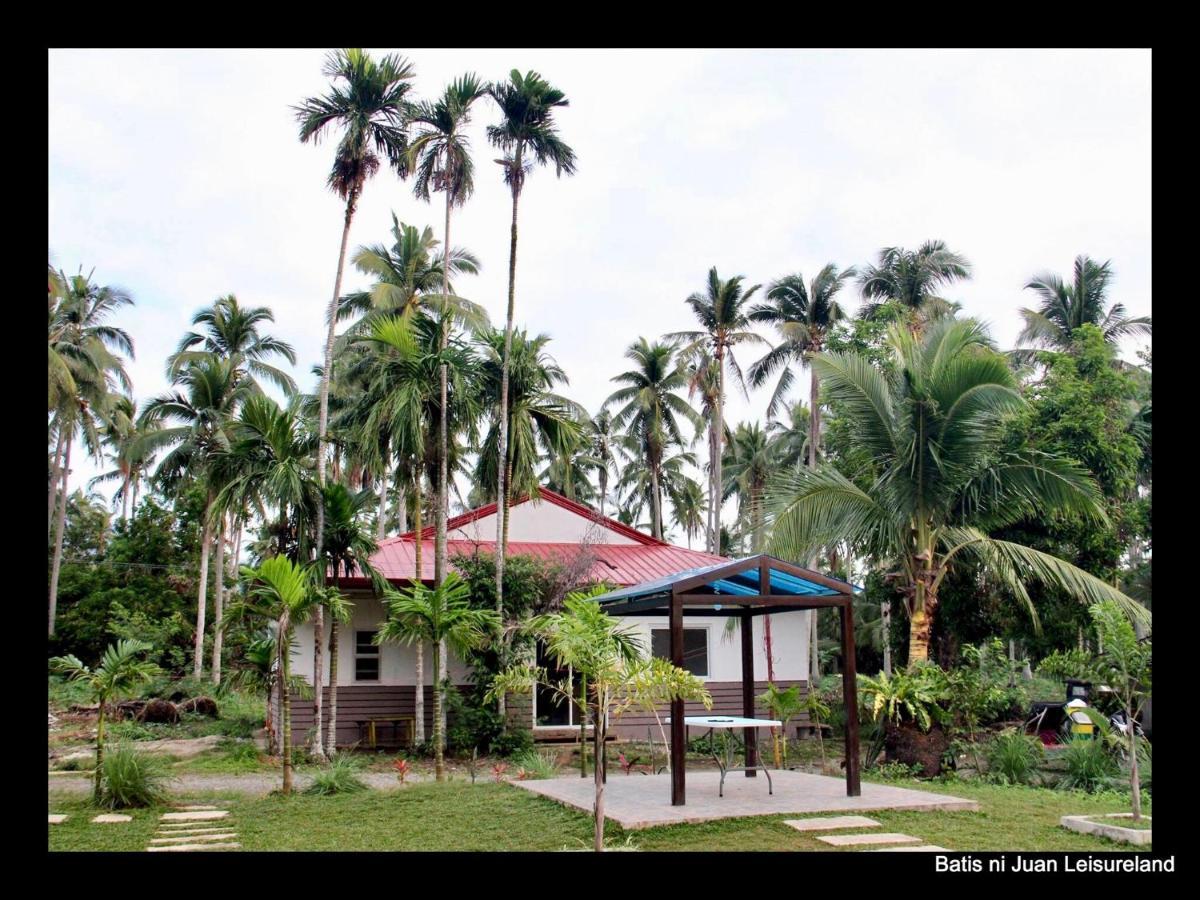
357;716;415;749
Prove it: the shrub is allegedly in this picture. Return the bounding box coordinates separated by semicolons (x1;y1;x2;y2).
304;754;368;796
986;729;1044;785
491;727;535;758
868;761;922;780
444;688;504;757
98;744;173;808
1037;648;1095;683
510;749;558;780
1058;737;1120;793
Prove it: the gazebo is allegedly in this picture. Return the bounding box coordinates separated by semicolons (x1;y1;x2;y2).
594;553;861;806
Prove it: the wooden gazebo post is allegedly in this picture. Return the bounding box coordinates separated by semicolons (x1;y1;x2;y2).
840;600;861;796
741;607;757;777
670;584;686;806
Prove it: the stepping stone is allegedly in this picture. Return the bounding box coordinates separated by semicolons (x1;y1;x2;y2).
91;814;133;823
49;814;67;825
160;810;228;821
816;832;923;847
153;830;228;840
876;845;951;852
150;832;238;845
175;805;219;811
147;842;240;852
784;816;880;832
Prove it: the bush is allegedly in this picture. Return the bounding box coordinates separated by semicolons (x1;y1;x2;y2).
1058;737;1120;793
491;727;535;758
99;744;174;808
868;761;922;780
510;749;558;780
443;688;505;757
986;729;1044;785
304;754;368;796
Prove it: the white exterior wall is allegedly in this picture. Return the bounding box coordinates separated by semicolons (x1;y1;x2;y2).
449;499;639;544
290;603;812;687
290;592;472;688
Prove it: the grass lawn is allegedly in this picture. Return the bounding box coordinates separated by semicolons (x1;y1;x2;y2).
49;777;1150;852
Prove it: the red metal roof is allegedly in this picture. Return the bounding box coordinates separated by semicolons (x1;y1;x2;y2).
352;488;726;588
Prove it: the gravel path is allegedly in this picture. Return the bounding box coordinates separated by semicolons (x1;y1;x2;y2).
48;770;424;796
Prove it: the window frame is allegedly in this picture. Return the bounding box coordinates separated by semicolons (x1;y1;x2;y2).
650;625;711;678
354;629;381;683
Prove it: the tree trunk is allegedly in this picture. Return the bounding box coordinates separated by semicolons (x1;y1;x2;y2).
280;612;293;795
193;495;213;679
49;424;66;539
376;471;388;540
48;434;72;637
435;189;452;591
131;474;140;521
122;474;131;524
1128;699;1142;821
433;640;445;781
267;670;279;756
327;617;340;754
650;462;662;540
93;703;106;804
713;347;725;554
439;638;448;751
394;466;407;534
593;689;606;852
578;673;588;778
211;513;226;685
310;602;326;761
495;162;523;723
882;600;892;675
412;487;426;744
907;603;936;665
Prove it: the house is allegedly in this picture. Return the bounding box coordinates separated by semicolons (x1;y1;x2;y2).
288;487;812;748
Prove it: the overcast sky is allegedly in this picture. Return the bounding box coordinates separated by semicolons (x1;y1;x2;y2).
49;48;1151;541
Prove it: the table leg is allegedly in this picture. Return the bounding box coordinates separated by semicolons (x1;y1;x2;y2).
369;721;376;749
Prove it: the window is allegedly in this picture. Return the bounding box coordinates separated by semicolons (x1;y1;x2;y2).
355;630;380;682
651;628;709;677
533;641;583;728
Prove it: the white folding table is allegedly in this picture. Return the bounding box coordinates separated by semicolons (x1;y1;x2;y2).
668;715;782;797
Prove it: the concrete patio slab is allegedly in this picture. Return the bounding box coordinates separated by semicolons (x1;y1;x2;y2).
512;770;978;830
876;845;951;852
817;832;922;846
784;815;880;832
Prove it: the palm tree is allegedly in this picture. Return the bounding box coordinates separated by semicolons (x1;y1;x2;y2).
670;268;765;553
766;400;811;472
168;295;298;394
540;441;601;504
605;338;701;539
474;329;585;549
50;640;159;802
683;350;721;552
670;476;707;549
239;556;319;795
615;443;699;538
749;265;855;463
319;481;383;752
408;74;490;595
722;422;772;552
295;53;415;738
377;572;499;781
141;357;252;677
88;396;157;524
587;409;617;517
857;241;971;332
486;68;578;664
1016;255;1151;360
767;317;1149;665
48;269;134;636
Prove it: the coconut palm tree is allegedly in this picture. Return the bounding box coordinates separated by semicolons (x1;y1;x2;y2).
239;556;320;795
683;350;721;552
88;396;157;524
168;295;298;394
671;477;707;549
407;73;490;594
1015;255;1151;361
766;400;811;472
486;68;578;658
539;441;601;504
605;338;702;539
857;241;970;332
749;265;855;461
722;422;772;553
50;640;159;803
768;317;1149;665
587;409;617;517
141;357;253;677
377;572;499;781
670;268;765;553
615;443;699;539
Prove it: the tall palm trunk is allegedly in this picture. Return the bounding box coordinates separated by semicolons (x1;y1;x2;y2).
808;360;822;684
592;686;606;852
311;189;359;763
193;493;214;680
432;639;445;781
327;572;341;754
649;460;662;540
578;673;588;777
1128;698;1142;820
494;154;524;722
49;424;66;538
412;481;426;744
48;434;72;637
713;346;726;554
435;189;452;590
131;473;140;520
377;470;389;540
211;513;225;684
279;611;294;795
93;702;106;804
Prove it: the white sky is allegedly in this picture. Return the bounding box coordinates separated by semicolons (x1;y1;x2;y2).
49;48;1151;541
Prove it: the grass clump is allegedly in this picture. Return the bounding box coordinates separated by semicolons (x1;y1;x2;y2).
986;729;1045;786
510;748;558;780
1057;737;1120;793
304;754;368;796
98;744;174;809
